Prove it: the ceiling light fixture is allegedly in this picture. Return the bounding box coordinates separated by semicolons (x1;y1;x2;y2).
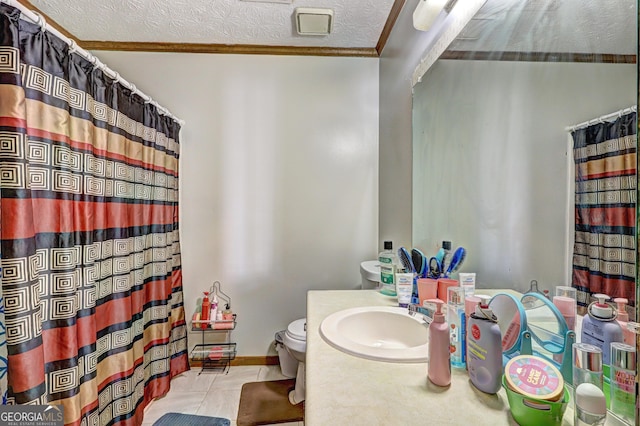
413;0;450;31
295;8;334;36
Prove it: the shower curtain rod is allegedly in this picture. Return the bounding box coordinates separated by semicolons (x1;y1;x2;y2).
565;105;636;132
1;0;185;126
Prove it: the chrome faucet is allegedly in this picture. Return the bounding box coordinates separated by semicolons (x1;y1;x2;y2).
407;303;434;326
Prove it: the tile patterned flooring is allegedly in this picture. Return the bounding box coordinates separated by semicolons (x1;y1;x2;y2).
142;365;304;426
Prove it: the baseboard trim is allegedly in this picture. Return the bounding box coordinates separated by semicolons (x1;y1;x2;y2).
189;356;279;368
232;356;279;366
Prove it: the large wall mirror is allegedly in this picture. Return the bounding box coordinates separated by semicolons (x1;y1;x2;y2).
412;0;637;422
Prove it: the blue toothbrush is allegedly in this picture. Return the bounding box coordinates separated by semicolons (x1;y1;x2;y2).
444;247;466;277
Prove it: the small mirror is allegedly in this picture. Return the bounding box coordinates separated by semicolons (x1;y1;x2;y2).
521;293;568;356
490;292;576;383
489;293;526;355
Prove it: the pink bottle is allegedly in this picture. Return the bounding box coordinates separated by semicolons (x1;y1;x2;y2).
553;286;577;331
428;299;451;387
614;298;635;345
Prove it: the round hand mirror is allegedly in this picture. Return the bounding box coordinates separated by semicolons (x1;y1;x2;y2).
489;293;527;356
520;292;568;356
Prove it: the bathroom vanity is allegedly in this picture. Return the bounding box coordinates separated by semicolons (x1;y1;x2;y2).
305;289;626;425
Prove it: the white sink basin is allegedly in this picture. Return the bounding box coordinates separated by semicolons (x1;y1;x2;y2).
319;306;429;363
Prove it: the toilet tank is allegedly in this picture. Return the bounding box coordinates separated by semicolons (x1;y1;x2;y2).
360;260;380;289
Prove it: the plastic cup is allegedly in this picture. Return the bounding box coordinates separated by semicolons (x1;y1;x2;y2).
417;278;438;305
437;278;459;302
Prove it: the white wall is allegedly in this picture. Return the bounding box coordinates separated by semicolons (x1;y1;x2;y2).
412;60;636;292
378;0;435;252
93;51;379;355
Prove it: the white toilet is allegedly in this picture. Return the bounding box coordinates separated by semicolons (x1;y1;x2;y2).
282;318;307;405
360;260;380;289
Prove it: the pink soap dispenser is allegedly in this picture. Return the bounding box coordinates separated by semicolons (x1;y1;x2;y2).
614;298;634;345
428;299;451;387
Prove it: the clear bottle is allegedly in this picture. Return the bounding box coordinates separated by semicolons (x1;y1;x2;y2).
428;300;451;387
447;286;466;369
572;342;603;390
378;241;398;296
554;286;577;331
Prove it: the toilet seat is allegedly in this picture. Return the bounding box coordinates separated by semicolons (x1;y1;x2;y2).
286;318;306;341
283;318;307;356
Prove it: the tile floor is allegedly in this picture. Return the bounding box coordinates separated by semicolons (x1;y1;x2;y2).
142;365;304;426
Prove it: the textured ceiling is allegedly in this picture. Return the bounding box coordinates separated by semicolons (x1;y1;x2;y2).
26;0;396;48
449;0;637;55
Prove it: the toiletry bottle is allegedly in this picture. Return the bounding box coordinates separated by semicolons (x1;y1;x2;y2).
210;294;219;323
609;342;636;424
395;269;413;308
458;272;476;298
447;287;466;369
378;241;398;296
613;298;635;345
581;294;623;365
575;383;607;426
222;304;233;320
573;342;603;391
427;299;451;387
554;286;577;331
467;295;502;394
201;291;211;329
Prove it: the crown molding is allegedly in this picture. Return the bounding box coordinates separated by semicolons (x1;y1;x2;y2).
439;50;637;64
81;41;379;58
377;0;406;55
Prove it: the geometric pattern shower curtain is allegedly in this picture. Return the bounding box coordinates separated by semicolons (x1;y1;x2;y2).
0;4;189;425
571;111;637;318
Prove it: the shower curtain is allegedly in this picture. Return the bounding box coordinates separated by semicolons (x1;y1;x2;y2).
0;4;189;425
571;110;637;317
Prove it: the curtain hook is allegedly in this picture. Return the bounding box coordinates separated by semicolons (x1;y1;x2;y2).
113;72;120;83
68;40;77;53
130;84;137;94
31;11;46;31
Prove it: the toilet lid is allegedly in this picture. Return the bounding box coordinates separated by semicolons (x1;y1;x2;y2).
286;318;306;341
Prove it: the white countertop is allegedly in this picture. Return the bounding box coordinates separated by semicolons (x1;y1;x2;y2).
305;289;627;426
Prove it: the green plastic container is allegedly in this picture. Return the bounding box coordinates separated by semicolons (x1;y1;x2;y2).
502;376;570;426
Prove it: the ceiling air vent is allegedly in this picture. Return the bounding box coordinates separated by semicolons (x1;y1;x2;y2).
295;8;333;36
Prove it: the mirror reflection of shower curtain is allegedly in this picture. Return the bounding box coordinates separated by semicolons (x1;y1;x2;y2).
0;3;189;424
571;111;637;319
